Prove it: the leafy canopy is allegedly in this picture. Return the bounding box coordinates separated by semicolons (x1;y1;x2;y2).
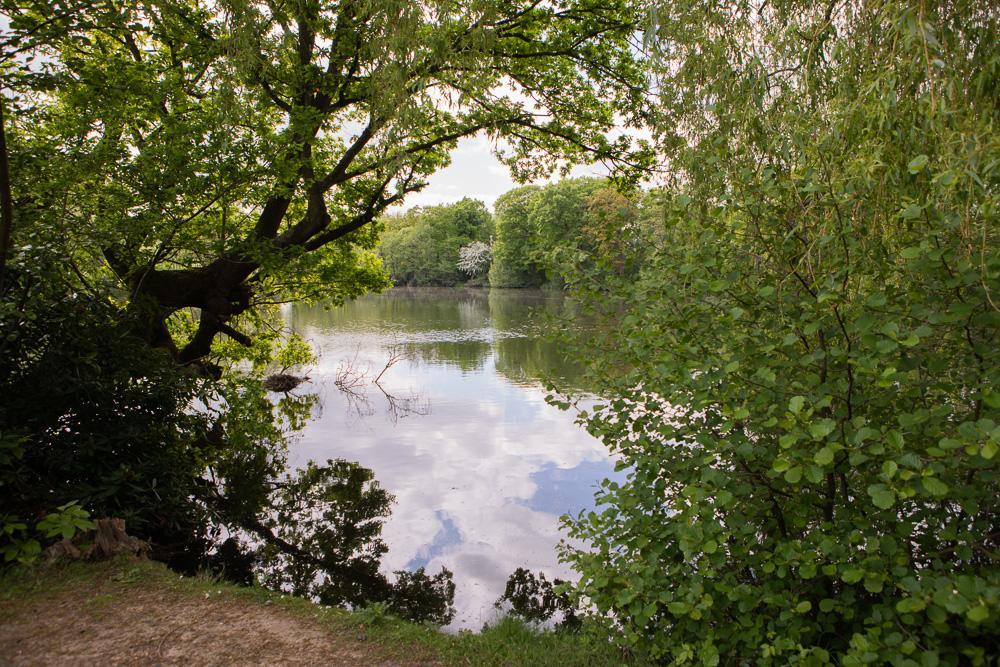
560;0;1000;664
1;0;651;366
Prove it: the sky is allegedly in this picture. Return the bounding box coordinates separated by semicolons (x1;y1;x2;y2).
402;133;611;212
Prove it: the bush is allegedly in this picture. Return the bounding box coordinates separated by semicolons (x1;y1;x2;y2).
0;262;214;560
560;1;999;663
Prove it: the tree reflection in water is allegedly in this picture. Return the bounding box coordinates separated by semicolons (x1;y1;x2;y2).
205;457;455;625
195;290;595;628
195;376;453;625
495;567;580;630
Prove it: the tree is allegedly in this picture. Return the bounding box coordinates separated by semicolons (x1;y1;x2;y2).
560;0;999;663
526;176;604;286
379;198;492;286
2;0;651;371
489;184;545;287
457;241;492;277
489;178;639;288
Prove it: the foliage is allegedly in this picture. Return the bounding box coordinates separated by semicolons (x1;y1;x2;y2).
0;514;39;565
495;567;580;630
527;177;605;286
488;185;546;288
0;259;216;559
489;178;648;288
1;0;651;366
35;501;96;541
457;241;492;277
1;500;95;566
560;0;1000;664
379;199;492;286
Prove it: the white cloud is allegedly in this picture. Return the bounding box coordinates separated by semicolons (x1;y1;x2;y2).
402;133;619;211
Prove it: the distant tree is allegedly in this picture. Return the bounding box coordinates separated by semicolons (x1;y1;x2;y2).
457;241;492;277
379;198;492;286
490;178;641;288
526;177;605;286
488;185;545;288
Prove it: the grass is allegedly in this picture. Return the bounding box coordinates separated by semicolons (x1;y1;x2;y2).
0;557;640;666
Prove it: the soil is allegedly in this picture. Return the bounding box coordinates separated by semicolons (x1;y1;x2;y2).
0;562;422;666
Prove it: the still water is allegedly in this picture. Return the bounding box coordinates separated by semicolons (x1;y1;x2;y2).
283;288;617;630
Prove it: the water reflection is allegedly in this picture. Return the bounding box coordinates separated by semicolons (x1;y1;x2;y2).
284;288;612;630
209;457;456;625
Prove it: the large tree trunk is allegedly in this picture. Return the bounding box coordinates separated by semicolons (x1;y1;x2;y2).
127;260;257;372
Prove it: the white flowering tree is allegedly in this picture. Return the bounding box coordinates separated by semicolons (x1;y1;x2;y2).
457;242;492;277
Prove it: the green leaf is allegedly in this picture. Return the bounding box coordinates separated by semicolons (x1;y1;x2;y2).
896;597;926;613
789;396;805;414
901;203;922;220
779;433;798;449
795;601;812;613
863;575;884;593
907;154;929;173
932;170;956;186
814;447;835;466
841;569;864;584
981;440;997;460
921;477;949;497
805;465;824;484
667;601;690;615
867;483;896;509
966;605;989;623
866;293;887;307
809;419;836;440
784;466;802;484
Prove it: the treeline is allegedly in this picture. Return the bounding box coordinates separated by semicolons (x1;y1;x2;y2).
377;178;662;289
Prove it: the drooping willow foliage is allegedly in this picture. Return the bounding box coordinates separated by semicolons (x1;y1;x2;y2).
561;1;999;663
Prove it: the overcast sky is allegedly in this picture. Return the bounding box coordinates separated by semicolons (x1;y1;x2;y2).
402;133;611;211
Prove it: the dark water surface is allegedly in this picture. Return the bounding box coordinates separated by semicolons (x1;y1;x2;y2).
283;288;616;630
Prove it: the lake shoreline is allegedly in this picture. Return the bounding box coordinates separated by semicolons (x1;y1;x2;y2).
0;558;643;666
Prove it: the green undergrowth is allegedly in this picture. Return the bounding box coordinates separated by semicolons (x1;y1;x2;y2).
0;558;639;666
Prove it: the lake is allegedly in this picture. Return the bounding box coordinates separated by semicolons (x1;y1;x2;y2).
282;288;618;630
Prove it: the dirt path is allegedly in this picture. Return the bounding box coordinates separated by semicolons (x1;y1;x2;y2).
0;560;427;666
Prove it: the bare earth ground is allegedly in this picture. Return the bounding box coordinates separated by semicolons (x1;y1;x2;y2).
0;561;426;667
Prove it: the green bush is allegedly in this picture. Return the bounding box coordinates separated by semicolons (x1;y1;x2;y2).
1;498;95;566
560;1;999;663
0;263;215;562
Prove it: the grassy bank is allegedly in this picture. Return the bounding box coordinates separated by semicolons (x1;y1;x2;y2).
0;558;636;666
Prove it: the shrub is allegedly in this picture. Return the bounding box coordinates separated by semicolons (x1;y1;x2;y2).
560;1;999;663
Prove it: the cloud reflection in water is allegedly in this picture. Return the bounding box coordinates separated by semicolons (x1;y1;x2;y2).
284;289;613;630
